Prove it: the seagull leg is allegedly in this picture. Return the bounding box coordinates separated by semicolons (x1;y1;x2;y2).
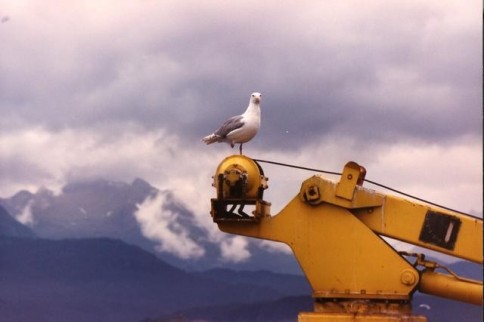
239;144;243;155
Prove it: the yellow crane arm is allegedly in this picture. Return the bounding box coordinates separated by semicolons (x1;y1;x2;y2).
208;155;483;321
300;161;483;264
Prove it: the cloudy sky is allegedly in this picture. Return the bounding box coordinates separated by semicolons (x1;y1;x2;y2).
1;0;482;233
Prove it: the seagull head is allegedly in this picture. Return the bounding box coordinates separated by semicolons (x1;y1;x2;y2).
250;92;262;104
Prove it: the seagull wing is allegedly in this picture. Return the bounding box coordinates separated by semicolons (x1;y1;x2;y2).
214;115;244;138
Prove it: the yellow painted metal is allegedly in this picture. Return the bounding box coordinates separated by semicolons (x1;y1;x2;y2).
300;175;384;209
335;161;366;200
209;157;483;321
353;196;482;264
214;154;267;200
217;196;419;299
419;270;483;305
299;162;482;264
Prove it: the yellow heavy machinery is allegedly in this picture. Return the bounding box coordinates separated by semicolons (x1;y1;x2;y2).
209;155;483;321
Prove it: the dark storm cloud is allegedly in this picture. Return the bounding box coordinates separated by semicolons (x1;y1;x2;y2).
1;1;480;152
0;0;481;177
151;1;481;148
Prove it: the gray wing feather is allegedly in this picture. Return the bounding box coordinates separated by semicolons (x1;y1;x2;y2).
214;115;244;137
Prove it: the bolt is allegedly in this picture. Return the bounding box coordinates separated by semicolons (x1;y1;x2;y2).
400;270;417;286
304;185;320;203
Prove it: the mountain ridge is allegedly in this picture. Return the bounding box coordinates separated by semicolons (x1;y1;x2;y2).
1;235;481;322
0;204;35;238
0;178;302;273
0;236;300;322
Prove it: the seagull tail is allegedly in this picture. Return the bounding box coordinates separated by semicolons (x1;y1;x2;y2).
201;133;221;145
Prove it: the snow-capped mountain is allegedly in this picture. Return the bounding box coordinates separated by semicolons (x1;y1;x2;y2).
0;178;300;273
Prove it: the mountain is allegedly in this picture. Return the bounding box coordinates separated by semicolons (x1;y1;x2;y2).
0;235;481;322
163;296;314;322
0;236;298;322
442;260;482;280
0;177;481;275
0;204;35;238
193;268;311;295
0;178;302;273
0;179;155;242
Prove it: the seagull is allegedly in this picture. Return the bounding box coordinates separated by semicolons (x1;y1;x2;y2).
202;92;261;155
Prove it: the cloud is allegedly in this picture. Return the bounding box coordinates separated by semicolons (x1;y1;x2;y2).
134;191;205;260
0;125;179;196
133;189;254;263
16;200;35;226
1;1;480;146
259;135;482;216
0;119;480;213
257;240;293;255
220;236;251;263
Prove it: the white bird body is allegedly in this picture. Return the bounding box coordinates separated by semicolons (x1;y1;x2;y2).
202;92;261;154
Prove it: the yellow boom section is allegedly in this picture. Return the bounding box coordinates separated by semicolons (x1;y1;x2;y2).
209;155;483;321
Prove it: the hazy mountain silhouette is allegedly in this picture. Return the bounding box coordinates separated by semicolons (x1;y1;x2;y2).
0;205;35;238
0;237;299;322
0;178;302;273
0;235;480;322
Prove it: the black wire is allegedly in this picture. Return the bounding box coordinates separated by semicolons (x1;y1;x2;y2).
253;159;342;176
253;158;477;218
